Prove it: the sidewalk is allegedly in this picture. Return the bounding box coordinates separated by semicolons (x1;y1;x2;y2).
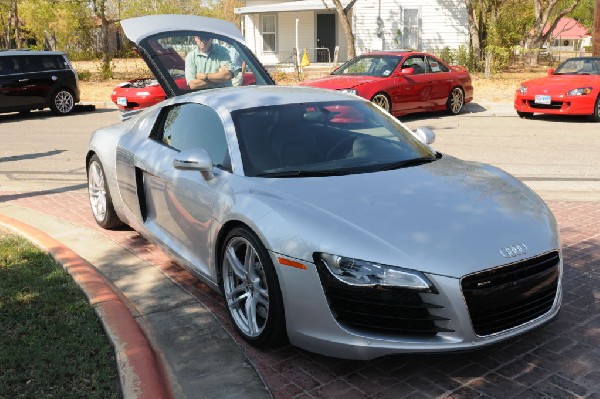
1;190;600;398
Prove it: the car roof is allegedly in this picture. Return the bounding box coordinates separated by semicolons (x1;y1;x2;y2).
364;50;415;56
0;50;67;57
121;14;244;45
179;85;366;111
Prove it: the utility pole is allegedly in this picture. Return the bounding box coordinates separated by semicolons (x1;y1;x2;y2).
594;0;600;56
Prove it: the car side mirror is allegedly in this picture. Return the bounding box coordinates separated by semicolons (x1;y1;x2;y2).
413;127;436;145
400;67;415;75
173;147;215;181
548;68;555;75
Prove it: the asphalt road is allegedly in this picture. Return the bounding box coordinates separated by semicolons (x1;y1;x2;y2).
1;104;599;200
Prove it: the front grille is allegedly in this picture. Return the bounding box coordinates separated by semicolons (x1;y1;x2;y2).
461;251;560;336
528;100;563;109
316;266;452;337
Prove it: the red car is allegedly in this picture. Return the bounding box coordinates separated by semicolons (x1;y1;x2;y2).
299;50;473;117
514;57;600;122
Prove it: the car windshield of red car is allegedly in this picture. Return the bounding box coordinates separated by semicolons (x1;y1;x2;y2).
333;56;401;77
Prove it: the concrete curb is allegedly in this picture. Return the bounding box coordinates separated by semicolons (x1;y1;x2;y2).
0;214;173;399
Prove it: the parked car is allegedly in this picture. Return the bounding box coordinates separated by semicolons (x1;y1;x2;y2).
111;41;257;111
514;57;600;121
87;14;562;360
299;51;473;117
0;50;80;115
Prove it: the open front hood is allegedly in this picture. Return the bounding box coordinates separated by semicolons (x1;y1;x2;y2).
247;156;558;278
119;14;274;98
121;14;244;45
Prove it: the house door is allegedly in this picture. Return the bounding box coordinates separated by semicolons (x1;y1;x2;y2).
317;14;335;62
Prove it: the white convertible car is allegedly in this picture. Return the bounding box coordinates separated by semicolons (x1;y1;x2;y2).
86;15;562;360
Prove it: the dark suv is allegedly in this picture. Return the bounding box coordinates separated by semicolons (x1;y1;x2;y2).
0;50;80;115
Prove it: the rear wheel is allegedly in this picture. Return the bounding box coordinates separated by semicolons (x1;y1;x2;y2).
50;88;75;115
87;155;122;229
446;87;464;115
590;96;600;122
517;111;534;118
221;227;286;347
371;93;391;113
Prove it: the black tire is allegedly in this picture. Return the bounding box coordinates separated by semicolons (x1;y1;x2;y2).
87;154;123;229
50;88;75;115
590;96;600;122
446;86;464;115
220;227;287;347
371;92;391;113
517;111;534;119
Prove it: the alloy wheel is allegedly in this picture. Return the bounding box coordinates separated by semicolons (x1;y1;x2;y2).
88;161;107;223
54;90;74;114
222;236;270;338
448;87;464;114
371;93;391;113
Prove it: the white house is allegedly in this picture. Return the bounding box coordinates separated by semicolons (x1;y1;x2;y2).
234;0;469;65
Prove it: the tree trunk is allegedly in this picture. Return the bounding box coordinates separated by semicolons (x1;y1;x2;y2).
593;0;600;56
331;0;358;60
465;1;481;65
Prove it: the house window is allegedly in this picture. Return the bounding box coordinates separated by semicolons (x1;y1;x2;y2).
261;14;277;53
403;8;420;50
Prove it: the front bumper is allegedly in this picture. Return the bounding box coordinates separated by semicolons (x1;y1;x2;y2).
514;92;596;116
273;251;563;360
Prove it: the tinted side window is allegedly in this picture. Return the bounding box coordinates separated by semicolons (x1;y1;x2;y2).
402;56;428;74
0;57;22;74
159;103;229;168
426;57;449;73
27;55;66;72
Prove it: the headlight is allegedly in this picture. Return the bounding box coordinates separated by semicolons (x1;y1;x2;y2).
338;89;358;95
317;253;435;291
566;87;592;96
518;85;527;94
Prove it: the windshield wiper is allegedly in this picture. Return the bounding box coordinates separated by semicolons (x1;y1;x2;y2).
379;156;437;171
255;170;349;178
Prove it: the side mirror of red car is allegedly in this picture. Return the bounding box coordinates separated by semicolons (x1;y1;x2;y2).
547;68;555;75
400;67;415;75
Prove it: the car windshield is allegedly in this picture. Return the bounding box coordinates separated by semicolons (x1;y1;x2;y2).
232;100;437;177
554;58;600;75
139;33;273;94
332;56;401;77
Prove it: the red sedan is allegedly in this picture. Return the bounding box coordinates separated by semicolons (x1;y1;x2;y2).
299;50;473;117
514;57;600;122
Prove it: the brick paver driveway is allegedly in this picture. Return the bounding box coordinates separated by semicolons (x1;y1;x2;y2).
2;190;598;398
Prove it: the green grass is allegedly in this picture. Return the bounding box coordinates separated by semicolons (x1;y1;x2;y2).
0;234;120;399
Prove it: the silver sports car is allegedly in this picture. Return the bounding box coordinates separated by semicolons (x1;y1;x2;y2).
87;15;562;360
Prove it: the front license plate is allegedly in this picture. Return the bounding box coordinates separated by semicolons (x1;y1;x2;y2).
116;97;128;106
534;95;551;105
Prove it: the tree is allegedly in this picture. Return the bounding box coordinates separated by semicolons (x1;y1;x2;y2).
523;0;581;63
331;0;358;59
464;0;506;68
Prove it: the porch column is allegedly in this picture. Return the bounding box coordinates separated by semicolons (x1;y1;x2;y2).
296;13;300;66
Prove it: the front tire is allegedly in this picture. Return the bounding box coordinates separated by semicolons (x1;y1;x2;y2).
87;155;122;229
590;96;600;122
446;86;464;115
221;227;286;347
371;92;391;113
50;88;75;115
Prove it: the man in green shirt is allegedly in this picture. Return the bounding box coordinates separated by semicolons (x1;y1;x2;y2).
185;36;233;90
